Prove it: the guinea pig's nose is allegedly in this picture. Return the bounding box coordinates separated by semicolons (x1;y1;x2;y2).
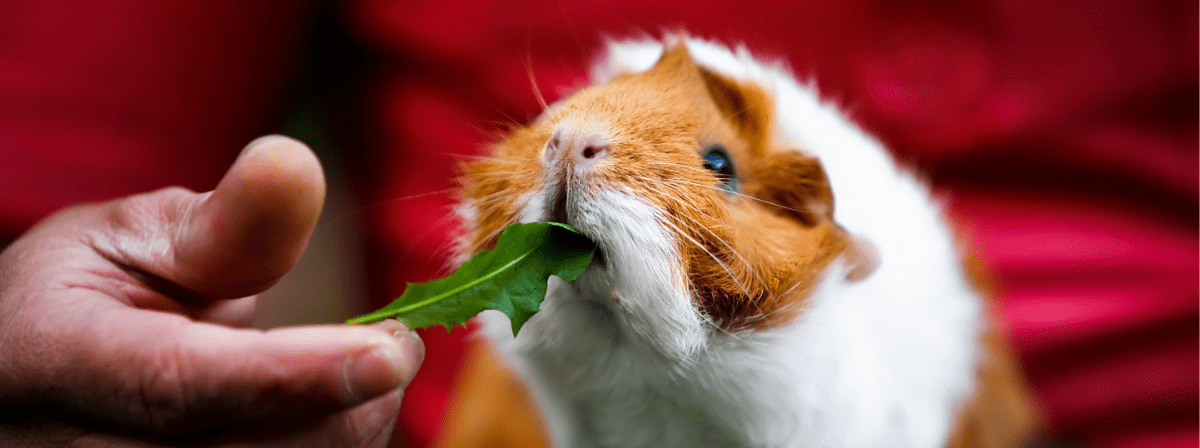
547;128;610;169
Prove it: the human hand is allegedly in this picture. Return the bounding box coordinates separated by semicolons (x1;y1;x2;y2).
0;136;423;447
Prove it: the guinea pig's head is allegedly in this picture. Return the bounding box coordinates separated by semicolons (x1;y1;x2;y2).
458;43;855;360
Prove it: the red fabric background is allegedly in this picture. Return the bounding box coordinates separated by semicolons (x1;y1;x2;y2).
1;1;1195;447
0;1;314;237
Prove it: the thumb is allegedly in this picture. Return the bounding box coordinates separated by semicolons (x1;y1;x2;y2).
171;134;326;299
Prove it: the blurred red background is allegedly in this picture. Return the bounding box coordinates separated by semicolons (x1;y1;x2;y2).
1;1;1195;447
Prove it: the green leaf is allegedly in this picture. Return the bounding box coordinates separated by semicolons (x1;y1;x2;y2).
346;222;596;336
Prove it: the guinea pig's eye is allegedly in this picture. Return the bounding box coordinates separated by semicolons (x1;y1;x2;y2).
702;144;739;193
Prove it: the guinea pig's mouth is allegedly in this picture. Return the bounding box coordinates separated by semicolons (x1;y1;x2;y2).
547;186;569;225
587;243;608;269
546;188;607;269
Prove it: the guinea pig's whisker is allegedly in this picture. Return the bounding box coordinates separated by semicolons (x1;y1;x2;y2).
400;205;466;272
523;45;549;111
633;182;728;235
775;273;814;301
466;190;519;211
470;157;531;168
699;311;749;342
666;198;753;266
643;161;709;172
667;214;770;308
657;217;755;300
463;179;542;209
637;179;776;326
635;180;768;291
667;219;772;333
687;225;766;292
462;168;529;182
660;178;808;216
352;188;458;213
471;224;510;252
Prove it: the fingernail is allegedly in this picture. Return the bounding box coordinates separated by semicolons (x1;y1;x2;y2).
343;344;406;404
368;319;424;375
368;318;406;335
394;329;425;383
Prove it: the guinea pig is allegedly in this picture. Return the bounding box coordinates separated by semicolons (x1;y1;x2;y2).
445;36;1038;448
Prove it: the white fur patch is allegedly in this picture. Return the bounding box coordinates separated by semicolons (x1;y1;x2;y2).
481;38;983;448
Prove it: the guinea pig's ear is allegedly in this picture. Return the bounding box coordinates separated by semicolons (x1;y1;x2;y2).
649;42;770;140
742;150;835;227
697;66;772;148
646;41;701;81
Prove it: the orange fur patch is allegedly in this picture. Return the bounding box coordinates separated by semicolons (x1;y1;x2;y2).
945;252;1042;448
435;341;552;448
945;319;1042;448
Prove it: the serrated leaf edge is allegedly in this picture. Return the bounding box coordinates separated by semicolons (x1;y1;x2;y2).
346;222;591;332
345;223;565;325
344;245;537;325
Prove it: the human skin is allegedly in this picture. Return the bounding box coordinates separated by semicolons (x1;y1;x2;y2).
0;135;423;447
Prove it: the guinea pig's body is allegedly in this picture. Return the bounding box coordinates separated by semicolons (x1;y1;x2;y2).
448;37;1037;448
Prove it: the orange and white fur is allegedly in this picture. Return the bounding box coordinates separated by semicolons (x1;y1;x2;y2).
444;37;1037;448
